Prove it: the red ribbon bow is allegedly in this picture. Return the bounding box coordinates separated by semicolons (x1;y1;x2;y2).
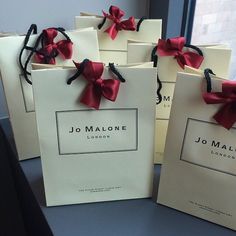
74;61;120;109
203;81;236;129
157;37;204;69
102;5;136;40
35;28;73;64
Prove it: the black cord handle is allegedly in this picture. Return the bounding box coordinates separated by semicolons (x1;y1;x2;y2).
67;59;90;85
151;43;203;61
156;73;162;105
204;68;215;93
67;60;126;84
41;27;70;46
19;25;72;85
98;17;107;29
97;6;146;32
136;17;146;32
184;43;203;56
38;27;72;63
151;42;204;105
22;33;44;84
18;24;38;84
108;63;125;82
150;45;162;104
151;45;158;67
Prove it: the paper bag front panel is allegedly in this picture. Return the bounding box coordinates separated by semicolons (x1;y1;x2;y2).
32;66;156;206
75;16;162;64
158;73;236;230
127;43;231;163
0;30;100;160
127;43;231;78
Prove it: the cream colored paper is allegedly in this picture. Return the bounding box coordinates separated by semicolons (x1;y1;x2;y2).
31;64;156;206
158;72;236;230
127;42;232;79
0;32;18;37
127;42;231;163
184;65;204;75
75;14;162;64
0;28;100;160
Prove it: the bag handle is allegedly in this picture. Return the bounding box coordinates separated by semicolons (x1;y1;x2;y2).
151;43;204;63
67;59;126;85
151;42;204;105
18;24;38;84
204;68;215;93
108;63;126;82
136;17;146;32
98;16;146;32
67;59;90;85
97;5;146;32
19;25;72;85
151;45;162;104
184;43;203;56
67;59;125;109
202;69;236;130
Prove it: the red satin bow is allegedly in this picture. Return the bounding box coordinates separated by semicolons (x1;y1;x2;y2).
203;81;236;129
157;37;204;69
35;28;73;64
102;5;136;40
74;61;120;109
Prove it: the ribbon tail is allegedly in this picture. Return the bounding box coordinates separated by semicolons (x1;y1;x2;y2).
120;17;136;31
213;103;236;129
57;40;73;60
80;83;101;110
175;56;185;69
202;92;227;104
102;80;120;101
175;52;204;69
184;52;204;69
104;24;118;40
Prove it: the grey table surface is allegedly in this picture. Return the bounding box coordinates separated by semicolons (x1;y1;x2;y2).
1;118;235;236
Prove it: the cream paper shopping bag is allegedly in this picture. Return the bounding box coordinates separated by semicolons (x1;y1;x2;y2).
0;33;18;37
31;61;156;206
0;26;100;160
157;71;236;230
75;5;162;64
127;39;231;163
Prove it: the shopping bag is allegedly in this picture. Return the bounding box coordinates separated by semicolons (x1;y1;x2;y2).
158;70;236;230
75;5;162;64
127;38;232;163
31;60;156;206
0;32;18;37
0;25;100;160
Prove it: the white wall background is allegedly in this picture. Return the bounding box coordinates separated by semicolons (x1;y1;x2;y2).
0;0;149;118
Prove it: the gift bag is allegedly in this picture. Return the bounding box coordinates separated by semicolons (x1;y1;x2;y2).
0;32;18;37
31;60;156;206
127;38;232;163
75;5;162;64
0;25;100;160
158;70;236;230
